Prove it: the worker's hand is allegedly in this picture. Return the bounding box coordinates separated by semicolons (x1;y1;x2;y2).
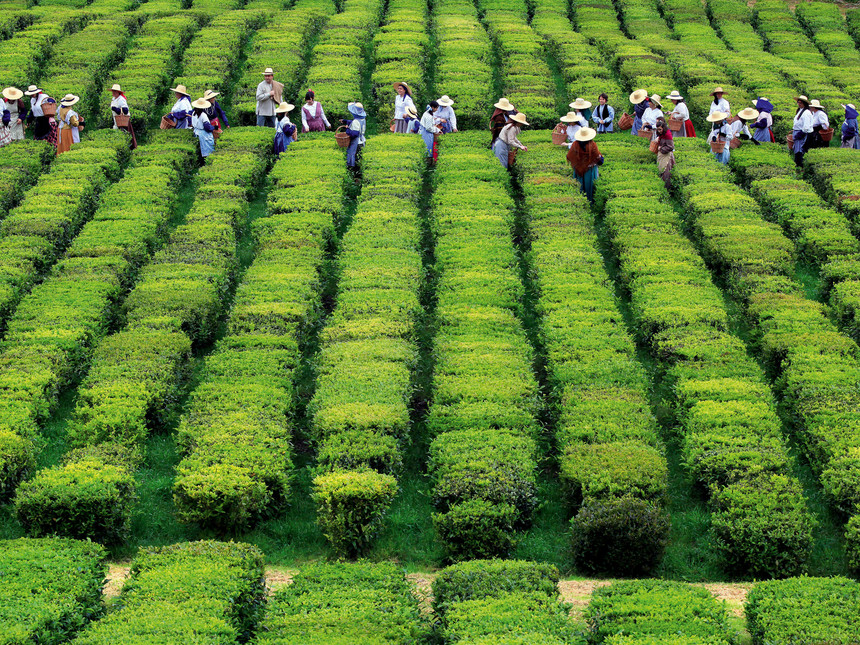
269;91;275;98
453;128;458;133
303;127;308;133
15;118;21;124
523;146;528;152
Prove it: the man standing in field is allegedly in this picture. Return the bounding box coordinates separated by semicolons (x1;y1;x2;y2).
255;67;283;127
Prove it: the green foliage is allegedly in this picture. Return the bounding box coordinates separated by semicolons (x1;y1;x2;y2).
257;562;424;644
371;0;426;120
312;470;398;558
433;498;518;561
0;11;87;87
0;537;106;644
746;576;860;645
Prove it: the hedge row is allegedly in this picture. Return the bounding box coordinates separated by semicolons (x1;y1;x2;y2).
597;136;814;578
746;575;860;645
531;0;623;107
192;0;247;15
427;133;539;561
803;147;860;226
517;132;668;576
0;8;34;40
0;139;54;218
434;0;493;129
99;14;202;129
0;10;87;88
796;0;860;71
38;18;132;125
257;562;425;644
74;541;266;643
476;0;556;128
19;129;273;543
434;560;580;643
309;135;425;556
0;537;106;644
303;0;384;116
584;579;735;644
173;136;346;531
233;0;335;125
9;133;198;541
370;0;426;122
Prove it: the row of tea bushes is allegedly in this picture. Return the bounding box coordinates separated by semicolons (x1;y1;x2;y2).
0;139;54;217
433;560;580;643
585;579;735;643
427;134;540;560
232;0;336;125
256;562;425;643
99;14;202;129
0;10;88;88
517;132;669;576
796;0;860;70
16;129;273;543
173;136;347;531
0;537;107;644
596;137;814;578
804;147;860;230
309;135;425;556
74;541;266;643
476;0;557;128
0;7;34;40
370;0;426;122
302;0;385;116
10;133;198;542
672;139;860;573
531;0;623;106
434;0;493;129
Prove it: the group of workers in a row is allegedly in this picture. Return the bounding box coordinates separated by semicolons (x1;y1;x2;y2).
1;85;91;154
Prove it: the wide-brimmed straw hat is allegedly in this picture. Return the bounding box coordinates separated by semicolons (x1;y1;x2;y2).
275;102;294;113
404;106;418;119
494;97;514;110
629;89;648;104
24;85;42;96
648;94;662;108
60;94;79;107
560;111;585;124
706;111;728;122
842;103;857;111
809;99;824;109
2;87;23;101
108;83;122;93
666;90;683;101
437;95;454;107
710;87;726;96
569;97;592;110
737;107;759;120
261;67;275;75
203;89;220;100
574;127;596;142
348;101;366;117
754;97;774;112
393;82;412;96
509;112;529;126
170;84;189;95
843;104;858;118
795;95;810;105
191;98;211;109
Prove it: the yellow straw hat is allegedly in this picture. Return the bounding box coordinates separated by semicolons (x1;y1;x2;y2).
706;111;728;122
2;87;23;101
629;89;648;104
569;97;592;110
574;127;596;142
203;89;220;100
737;107;759;120
108;83;122;93
711;87;726;96
494;97;514;110
275;102;294;113
60;94;79;107
191;97;211;109
170;84;189;95
560;111;585;123
509;112;529;126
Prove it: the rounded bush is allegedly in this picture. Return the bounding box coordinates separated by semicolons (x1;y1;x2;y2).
173;463;269;531
433;499;518;561
0;429;36;500
570;497;669;576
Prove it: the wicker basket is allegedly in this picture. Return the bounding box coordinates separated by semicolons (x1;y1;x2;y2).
114;114;130;128
160;115;175;130
618;112;633;130
334;125;350;148
551;123;567;145
729;137;741;149
508;147;518;167
821;127;834;142
213;128;222;141
667;118;682;131
637;128;653;139
786;133;794;152
41;102;56;117
710;139;726;154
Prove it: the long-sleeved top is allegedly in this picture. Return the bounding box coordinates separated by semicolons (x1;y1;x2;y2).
751;111;773;142
642;107;663;129
709;97;730;116
435;105;457;131
669;102;689;122
394;93;415;120
708;123;733;142
169;95;192;129
301;101;330;131
192;111;215;133
420;110;441;134
793;108;813;133
276;114;296;137
204;99;228;127
345;116;366;144
812;110;829;130
633;100;648;118
110;95;129;128
592;104;614;132
25;93;53;119
498;123;525;150
58;106;81;143
255;80;281;116
729;119;752;140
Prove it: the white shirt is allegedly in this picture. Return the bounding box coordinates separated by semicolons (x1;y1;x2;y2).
730;120;751;139
300;101;330;130
709;97;730;116
110;95;129;127
29;94;50;117
435;104;457;130
394;93;415;119
348;116;366;144
670;102;689;121
420;110;440;134
192;111;211;134
642;107;663;128
812;110;829;129
793;109;813;133
708;123;733;142
255;80;276;116
276;114;294;135
564;120;585;147
170;95;191;115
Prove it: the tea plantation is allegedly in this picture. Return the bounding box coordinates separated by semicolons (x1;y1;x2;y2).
1;0;860;641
